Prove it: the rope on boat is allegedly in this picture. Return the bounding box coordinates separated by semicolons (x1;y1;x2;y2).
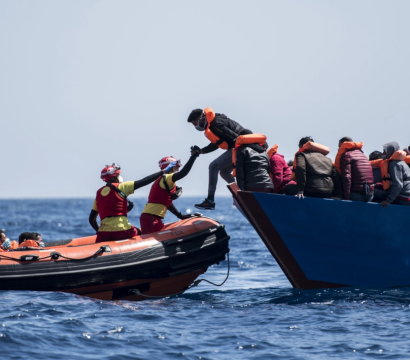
0;246;106;262
129;251;230;299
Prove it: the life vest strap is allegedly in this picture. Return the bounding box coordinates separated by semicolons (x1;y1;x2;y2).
106;182;134;212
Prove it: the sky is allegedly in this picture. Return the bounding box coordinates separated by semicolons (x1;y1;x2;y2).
1;0;409;199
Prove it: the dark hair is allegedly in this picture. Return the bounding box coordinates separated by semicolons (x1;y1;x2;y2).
298;136;314;148
18;232;37;245
369;151;383;161
287;160;294;167
262;142;269;150
339;136;353;144
187;109;203;123
0;230;4;235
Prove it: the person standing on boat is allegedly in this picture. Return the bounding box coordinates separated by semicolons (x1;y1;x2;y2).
140;152;199;235
373;142;410;207
89;164;171;242
187;107;256;210
285;136;342;199
334;137;374;202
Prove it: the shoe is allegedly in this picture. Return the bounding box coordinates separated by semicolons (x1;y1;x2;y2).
194;198;215;210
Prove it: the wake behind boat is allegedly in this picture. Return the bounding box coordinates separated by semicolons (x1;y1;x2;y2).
0;216;230;301
229;183;410;289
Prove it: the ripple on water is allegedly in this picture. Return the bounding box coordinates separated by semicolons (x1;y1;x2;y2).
1;198;410;359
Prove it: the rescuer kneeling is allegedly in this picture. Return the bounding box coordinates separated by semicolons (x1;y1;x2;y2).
89;163;167;243
140;151;199;235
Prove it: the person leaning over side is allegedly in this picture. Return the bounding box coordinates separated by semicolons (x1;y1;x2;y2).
89;163;170;243
334;137;374;202
284;136;342;199
140;151;199;235
187;107;256;210
234;138;273;192
374;142;410;207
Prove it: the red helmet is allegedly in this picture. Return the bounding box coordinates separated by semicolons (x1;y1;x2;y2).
101;163;121;182
158;156;181;170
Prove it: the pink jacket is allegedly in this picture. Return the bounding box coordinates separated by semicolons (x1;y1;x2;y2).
270;153;294;193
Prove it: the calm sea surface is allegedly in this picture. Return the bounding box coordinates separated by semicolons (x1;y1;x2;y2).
0;197;410;359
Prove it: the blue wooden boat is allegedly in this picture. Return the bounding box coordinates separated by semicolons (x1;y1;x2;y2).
228;183;410;289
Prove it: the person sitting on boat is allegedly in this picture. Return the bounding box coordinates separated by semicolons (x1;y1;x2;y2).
18;232;44;249
369;151;383;184
140;152;199;235
284;136;342;199
373;142;410;207
89;164;167;243
334;137;374;202
0;230;18;251
187;107;259;210
232;135;273;192
267;145;296;194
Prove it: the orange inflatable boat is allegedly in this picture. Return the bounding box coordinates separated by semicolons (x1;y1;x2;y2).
0;215;230;301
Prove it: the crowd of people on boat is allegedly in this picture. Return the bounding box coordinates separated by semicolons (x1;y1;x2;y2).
3;107;410;248
84;107;410;244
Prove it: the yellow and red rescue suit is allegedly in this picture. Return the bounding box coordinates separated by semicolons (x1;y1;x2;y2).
92;182;135;232
140;174;176;234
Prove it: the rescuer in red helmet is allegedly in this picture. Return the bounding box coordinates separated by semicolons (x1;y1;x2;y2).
89;163;173;242
140;150;200;234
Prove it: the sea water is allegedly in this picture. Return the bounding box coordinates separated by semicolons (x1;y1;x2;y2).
0;198;409;359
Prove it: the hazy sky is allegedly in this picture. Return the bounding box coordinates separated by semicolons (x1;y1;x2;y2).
1;0;409;199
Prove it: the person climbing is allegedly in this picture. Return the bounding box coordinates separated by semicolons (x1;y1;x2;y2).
89;163;168;243
140;151;199;235
187;107;257;210
334;137;374;202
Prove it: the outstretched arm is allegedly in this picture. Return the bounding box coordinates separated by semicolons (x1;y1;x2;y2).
89;209;99;232
171;154;199;182
168;204;192;220
134;170;164;190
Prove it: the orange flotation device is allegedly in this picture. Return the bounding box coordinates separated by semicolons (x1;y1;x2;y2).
19;240;39;248
232;134;267;177
9;240;18;250
370;156;410;169
334;142;364;174
203;107;230;150
376;151;409;190
266;144;279;181
291;142;330;181
267;144;278;159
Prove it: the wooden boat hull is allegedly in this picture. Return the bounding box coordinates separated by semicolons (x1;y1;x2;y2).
228;183;410;289
0;217;230;300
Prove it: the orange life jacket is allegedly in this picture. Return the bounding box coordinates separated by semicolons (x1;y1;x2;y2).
266;144;279;181
232;134;267;177
291;142;330;181
370;156;410;169
203;107;230;150
19;239;39;248
334;142;364;174
9;240;18;250
377;150;408;190
267;144;278;159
